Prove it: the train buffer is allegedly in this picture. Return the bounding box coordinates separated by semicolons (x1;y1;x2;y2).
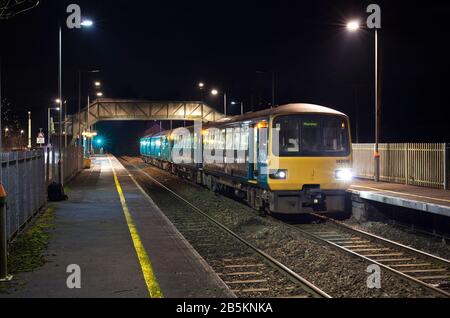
4;155;232;298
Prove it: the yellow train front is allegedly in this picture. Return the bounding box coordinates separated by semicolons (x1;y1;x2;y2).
141;103;353;215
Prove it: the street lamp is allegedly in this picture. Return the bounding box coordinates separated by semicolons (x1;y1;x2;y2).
96;92;103;97
58;18;94;188
347;19;380;182
78;70;99;147
20;130;25;148
198;82;205;89
231;101;244;115
256;69;276;107
211;89;227;117
47;106;61;146
95;81;101;87
80;20;94;27
346;20;360;32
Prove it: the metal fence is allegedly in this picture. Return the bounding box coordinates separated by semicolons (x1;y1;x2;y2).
45;145;84;185
0;150;46;242
352;143;448;189
0;145;83;242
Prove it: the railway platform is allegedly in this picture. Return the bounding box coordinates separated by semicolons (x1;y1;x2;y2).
4;155;232;298
349;179;450;218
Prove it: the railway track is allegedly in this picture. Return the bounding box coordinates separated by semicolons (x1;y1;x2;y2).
119;157;330;299
286;213;450;298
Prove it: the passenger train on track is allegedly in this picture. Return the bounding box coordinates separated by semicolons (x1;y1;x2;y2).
140;103;353;215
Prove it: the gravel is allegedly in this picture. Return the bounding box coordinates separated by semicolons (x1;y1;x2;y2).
122;157;440;298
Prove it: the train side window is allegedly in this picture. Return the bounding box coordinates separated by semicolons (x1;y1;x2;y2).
226;128;233;150
220;129;226;150
233;127;241;150
213;129;220;150
240;125;249;151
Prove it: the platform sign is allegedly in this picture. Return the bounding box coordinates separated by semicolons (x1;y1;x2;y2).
37;132;45;145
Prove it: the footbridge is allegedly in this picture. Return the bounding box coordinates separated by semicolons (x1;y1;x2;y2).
68;99;225;137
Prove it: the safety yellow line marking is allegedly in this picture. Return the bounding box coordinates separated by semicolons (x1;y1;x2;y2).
107;156;163;298
350;185;450;204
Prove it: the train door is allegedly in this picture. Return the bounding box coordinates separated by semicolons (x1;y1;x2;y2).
248;124;258;180
257;120;269;186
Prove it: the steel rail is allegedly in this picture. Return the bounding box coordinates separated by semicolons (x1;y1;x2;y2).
278;214;450;298
310;213;450;267
120;158;331;299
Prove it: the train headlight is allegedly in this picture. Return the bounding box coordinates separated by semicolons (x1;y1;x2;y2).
335;169;353;181
269;170;288;180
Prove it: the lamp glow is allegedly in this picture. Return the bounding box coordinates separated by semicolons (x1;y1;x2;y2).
211;89;219;96
81;20;94;27
347;20;360;32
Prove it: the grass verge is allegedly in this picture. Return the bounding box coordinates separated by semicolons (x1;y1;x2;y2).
0;207;56;294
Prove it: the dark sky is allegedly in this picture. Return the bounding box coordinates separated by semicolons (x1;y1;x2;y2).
1;0;449;153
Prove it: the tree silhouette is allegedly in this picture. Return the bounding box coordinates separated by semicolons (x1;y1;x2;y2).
0;0;39;20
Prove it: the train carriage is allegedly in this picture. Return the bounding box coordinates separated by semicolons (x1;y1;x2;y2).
141;103;353;215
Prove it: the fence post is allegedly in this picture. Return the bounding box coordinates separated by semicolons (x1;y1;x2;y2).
0;184;12;282
404;143;409;185
445;143;449;190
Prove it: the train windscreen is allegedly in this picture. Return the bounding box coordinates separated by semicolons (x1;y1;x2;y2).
273;115;350;157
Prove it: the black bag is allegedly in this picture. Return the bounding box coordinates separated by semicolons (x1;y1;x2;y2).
48;182;68;202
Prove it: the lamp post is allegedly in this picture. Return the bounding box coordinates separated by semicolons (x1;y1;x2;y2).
84;87;103;158
78;70;99;144
20;130;25;149
211;89;227;117
27;111;32;149
256;69;276;107
47;106;60;146
231;101;244;115
58;19;94;187
64;100;68;149
347;20;381;182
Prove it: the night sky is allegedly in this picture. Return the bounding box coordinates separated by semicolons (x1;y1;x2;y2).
1;0;449;154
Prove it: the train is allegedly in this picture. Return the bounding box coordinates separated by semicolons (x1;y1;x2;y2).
140;103;353;215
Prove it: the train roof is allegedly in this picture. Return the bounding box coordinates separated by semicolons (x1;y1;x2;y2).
142;103;347;138
216;103;347;124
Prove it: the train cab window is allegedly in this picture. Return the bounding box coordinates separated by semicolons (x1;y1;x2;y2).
274;115;350;157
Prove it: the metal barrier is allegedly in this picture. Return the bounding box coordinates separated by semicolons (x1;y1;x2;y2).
45;145;84;185
352;143;448;189
0;146;83;243
0;150;46;242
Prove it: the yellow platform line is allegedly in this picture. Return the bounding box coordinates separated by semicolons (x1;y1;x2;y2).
351;185;450;204
108;157;163;298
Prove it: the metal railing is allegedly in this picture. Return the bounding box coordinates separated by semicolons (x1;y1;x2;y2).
0;150;46;242
45;145;84;185
0;145;83;243
352;143;448;190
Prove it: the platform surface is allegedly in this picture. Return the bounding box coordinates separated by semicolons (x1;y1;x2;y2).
349;179;450;217
3;155;231;298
